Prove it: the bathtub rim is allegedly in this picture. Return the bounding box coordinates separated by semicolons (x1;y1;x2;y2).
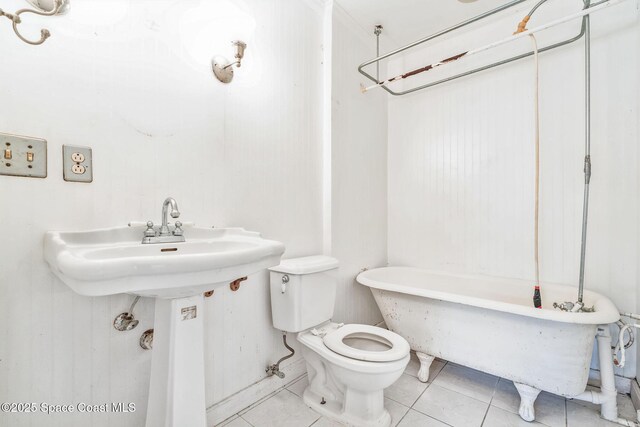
357;266;619;325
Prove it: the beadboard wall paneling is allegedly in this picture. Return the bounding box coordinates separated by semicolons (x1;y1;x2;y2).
0;1;324;426
329;4;388;325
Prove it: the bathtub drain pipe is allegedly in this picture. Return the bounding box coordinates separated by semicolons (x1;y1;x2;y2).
573;326;620;421
572;324;640;426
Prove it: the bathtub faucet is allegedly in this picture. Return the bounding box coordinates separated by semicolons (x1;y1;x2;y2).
552;301;594;313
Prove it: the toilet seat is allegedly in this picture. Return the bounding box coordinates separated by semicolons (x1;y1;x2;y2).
323;324;409;362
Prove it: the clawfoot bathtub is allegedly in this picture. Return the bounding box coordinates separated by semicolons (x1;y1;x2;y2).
357;267;620;423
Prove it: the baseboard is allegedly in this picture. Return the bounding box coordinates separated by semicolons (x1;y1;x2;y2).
206;358;307;426
588;368;632;394
631;379;640;410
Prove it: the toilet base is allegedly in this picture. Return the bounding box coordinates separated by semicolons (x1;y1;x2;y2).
295;322;409;427
302;387;392;427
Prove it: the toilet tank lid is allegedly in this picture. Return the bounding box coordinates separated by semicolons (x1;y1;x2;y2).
269;255;339;275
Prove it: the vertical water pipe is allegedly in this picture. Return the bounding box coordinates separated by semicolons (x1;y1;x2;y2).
578;0;592;304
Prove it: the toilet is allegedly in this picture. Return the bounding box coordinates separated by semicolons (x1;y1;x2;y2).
269;256;410;427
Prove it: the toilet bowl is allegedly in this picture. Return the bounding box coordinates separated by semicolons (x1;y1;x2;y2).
269;256;410;427
298;322;410;427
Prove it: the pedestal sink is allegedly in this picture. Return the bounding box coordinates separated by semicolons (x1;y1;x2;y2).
44;224;285;427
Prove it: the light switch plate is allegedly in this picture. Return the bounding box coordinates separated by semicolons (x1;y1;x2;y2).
0;132;47;178
63;145;93;183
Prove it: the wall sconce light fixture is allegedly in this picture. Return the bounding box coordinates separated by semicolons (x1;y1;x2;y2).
212;40;247;84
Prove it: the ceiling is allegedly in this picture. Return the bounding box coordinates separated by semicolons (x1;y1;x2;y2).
334;0;531;47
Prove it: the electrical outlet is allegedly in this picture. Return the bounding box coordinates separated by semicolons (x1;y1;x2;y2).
63;145;92;183
0;132;47;178
71;152;85;163
71;164;86;174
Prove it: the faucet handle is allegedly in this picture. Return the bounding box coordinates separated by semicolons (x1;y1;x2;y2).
144;221;156;237
173;221;183;236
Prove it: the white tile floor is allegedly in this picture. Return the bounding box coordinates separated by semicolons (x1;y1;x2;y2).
216;353;637;427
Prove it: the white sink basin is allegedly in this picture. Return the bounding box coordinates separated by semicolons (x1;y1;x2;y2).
44;224;285;298
44;220;285;427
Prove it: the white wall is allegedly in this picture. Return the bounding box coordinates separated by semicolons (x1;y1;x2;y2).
387;1;639;378
635;0;640;390
0;1;325;426
328;3;388;326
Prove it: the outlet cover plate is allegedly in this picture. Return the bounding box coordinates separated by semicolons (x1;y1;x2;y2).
63;145;93;183
0;132;47;178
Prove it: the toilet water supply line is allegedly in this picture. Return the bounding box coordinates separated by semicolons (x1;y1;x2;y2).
265;333;295;379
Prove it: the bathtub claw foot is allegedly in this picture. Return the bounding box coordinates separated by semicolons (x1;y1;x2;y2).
415;352;435;383
514;382;541;422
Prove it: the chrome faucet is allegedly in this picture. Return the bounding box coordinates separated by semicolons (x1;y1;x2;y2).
160;197;180;236
142;197;186;244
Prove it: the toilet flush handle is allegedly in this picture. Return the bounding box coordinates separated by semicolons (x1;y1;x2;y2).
281;275;289;293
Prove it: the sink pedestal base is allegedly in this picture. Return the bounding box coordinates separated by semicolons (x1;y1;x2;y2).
146;295;207;427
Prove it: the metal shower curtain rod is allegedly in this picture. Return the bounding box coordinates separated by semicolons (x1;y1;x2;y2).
357;0;621;96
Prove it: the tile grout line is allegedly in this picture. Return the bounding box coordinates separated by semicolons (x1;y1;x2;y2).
487;381;567;427
385;394;414;408
479;377;500;426
425;384;494;407
238;414;256;427
235;386;287;417
284;387;304;398
410;380;432;408
233;371;309;419
214;415;237;427
282;388;321;427
383;374;431;408
407;361;500;426
404;361;466;427
397;408;456;427
406;360;447;408
305;415;322;427
395;410;411;426
235;386;321;427
341;359;450;424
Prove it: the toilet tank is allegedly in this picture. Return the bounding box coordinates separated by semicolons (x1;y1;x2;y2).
269;255;339;333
